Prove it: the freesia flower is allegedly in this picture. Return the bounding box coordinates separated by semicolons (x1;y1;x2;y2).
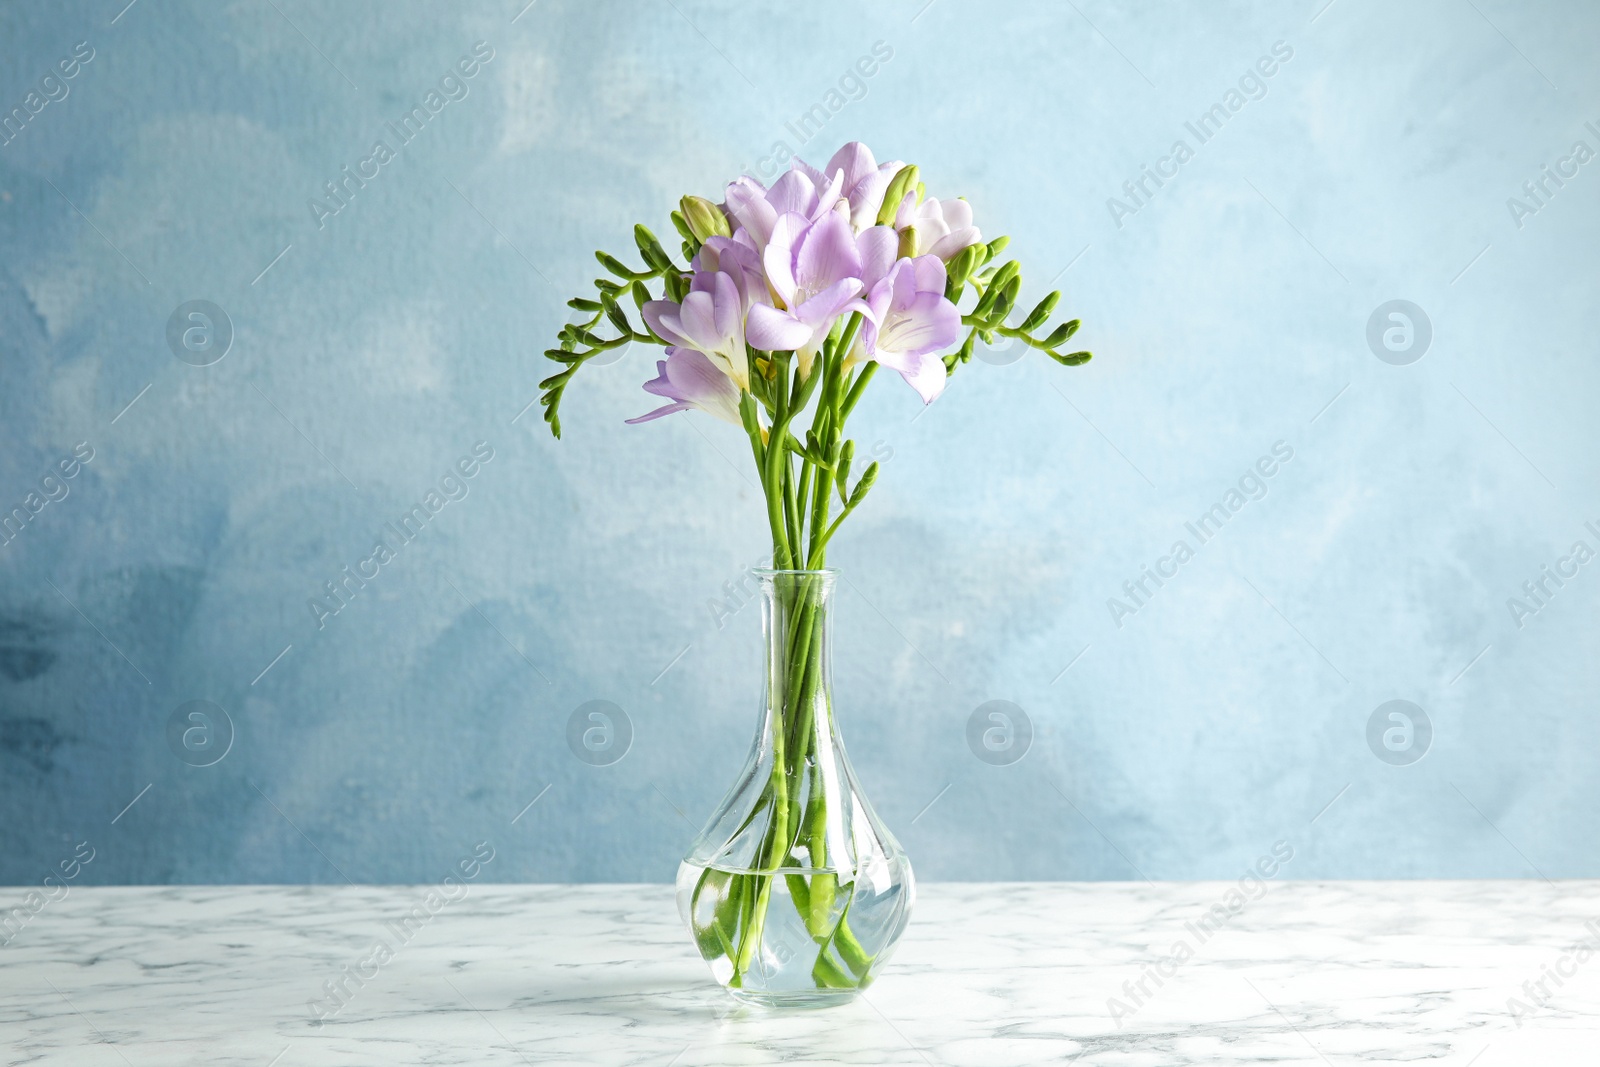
643;270;751;390
625;347;742;426
692;232;769;315
724;169;843;251
850;255;962;403
744;210;868;379
793;142;905;233
892;193;982;261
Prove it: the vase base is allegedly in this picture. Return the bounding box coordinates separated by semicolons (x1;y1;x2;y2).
726;987;862;1010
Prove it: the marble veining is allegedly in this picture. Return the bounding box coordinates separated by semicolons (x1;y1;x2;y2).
2;881;1598;1064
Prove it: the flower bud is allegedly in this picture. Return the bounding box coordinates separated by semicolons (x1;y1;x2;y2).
846;462;880;509
680;195;731;241
897;225;921;259
1021;291;1060;331
947;244;984;288
877;165;919;225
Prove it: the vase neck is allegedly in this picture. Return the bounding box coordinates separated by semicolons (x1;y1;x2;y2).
759;570;836;725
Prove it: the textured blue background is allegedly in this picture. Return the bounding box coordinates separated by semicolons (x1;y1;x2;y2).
2;0;1596;886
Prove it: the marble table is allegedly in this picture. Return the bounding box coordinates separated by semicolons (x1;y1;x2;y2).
3;881;1598;1065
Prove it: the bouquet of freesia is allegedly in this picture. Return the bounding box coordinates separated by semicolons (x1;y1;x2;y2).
539;143;1090;1003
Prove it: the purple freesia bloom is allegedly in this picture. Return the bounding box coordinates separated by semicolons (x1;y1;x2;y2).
626;347;742;426
794;142;905;233
691;232;770;314
745;209;869;378
851;255;961;403
642;270;751;390
724;168;843;252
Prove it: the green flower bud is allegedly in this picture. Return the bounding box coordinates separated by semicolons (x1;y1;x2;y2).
597;251;635;278
897;225;921;259
847;462;880;510
680;195;731;242
948;244;984;287
877;165;919;225
1021;291;1060;331
605;301;631;334
1044;319;1080;347
634;225;674;272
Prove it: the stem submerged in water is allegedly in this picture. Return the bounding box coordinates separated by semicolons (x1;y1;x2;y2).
704;572;876;994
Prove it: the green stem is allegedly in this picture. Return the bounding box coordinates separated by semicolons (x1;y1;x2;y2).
721;313;886;994
840;361;876;420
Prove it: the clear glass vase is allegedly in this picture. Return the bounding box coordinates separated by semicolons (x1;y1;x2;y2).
677;569;914;1008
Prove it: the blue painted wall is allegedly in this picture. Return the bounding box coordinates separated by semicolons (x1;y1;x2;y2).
2;0;1596;886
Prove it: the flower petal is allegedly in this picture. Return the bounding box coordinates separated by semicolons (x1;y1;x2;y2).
813;167;846;221
745;303;814;351
825;142;876;193
639;359;673;398
901;353;948;403
763;213;807;306
625;400;693;424
768;169;817;218
711;271;743;346
857;227;900;290
795;212;864;294
666;347;739;405
725;177;778;247
891;190;919;230
789;156;827;189
941;198;973;229
880;291;961;357
793;277;865;329
677;290;719;352
847;162;903;230
928;227;982;261
910;254;947;294
642;300;690;348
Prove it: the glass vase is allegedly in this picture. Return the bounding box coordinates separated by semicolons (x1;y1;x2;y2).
676;569;914;1008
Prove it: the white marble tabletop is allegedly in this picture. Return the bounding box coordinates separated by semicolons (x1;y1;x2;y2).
2;881;1597;1065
